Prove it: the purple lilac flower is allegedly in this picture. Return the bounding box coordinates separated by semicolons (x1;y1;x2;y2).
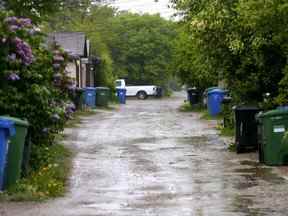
20;18;32;27
4;17;18;25
14;37;33;65
7;72;20;81
4;17;32;32
7;53;17;62
8;25;20;32
28;28;36;36
66;103;76;113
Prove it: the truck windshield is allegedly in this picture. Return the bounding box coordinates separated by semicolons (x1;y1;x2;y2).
115;81;122;87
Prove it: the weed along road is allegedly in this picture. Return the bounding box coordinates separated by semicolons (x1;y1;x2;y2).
2;92;288;216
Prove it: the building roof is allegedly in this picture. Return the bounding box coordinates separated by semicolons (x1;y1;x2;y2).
48;32;87;57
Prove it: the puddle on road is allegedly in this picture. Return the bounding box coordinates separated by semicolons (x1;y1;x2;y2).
232;195;266;216
234;164;285;184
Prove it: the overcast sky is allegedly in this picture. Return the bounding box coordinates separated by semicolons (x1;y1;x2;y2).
109;0;177;20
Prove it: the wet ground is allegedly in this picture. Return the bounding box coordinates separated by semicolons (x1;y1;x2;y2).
2;92;288;215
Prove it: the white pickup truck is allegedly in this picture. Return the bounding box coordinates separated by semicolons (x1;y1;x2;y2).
115;79;158;99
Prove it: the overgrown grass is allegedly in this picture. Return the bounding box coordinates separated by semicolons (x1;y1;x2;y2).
179;102;204;112
227;142;237;152
0;142;72;202
65;109;97;128
200;110;224;120
216;124;235;137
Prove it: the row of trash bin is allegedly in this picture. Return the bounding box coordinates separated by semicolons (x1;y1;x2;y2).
235;106;288;166
71;87;127;110
187;87;288;166
187;87;229;116
0;116;29;190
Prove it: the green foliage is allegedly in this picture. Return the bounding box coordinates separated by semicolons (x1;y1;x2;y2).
0;11;75;188
3;0;63;22
171;0;288;105
179;102;203;112
171;29;217;91
109;13;177;88
44;5;116;87
46;7;177;90
3;143;71;201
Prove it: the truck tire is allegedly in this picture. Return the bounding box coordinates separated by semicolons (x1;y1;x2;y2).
137;91;148;100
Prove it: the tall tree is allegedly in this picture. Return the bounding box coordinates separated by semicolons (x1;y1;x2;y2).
109;13;177;87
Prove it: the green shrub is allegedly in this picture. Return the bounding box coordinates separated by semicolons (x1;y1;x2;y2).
4;143;71;201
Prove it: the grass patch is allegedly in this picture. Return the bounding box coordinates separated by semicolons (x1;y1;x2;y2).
179;102;204;112
0;142;72;202
216;123;235;137
0;108;100;202
65;109;97;128
227;142;236;152
200;110;224;120
220;126;235;137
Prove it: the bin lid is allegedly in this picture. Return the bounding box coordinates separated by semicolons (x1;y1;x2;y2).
234;106;261;111
0;116;29;127
207;88;225;95
259;109;288;118
0;118;16;136
95;87;110;90
187;87;198;93
85;87;96;90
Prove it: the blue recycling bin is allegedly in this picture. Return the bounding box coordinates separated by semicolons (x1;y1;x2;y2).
207;89;226;116
84;87;96;108
0;118;15;190
116;88;126;104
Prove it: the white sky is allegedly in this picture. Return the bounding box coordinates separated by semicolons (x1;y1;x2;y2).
109;0;177;20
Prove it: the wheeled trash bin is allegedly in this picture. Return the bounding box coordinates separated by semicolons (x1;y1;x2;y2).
257;109;288;165
234;106;262;153
0;116;29;189
95;87;110;107
116;88;126;104
0;118;15;190
207;89;226;116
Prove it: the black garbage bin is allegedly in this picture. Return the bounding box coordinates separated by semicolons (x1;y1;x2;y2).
187;88;199;105
234;106;262;153
69;88;84;110
155;87;163;98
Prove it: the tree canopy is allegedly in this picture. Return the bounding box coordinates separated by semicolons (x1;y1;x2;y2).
45;5;177;89
171;0;288;104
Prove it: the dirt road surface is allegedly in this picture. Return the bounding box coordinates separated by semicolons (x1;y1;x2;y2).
1;92;288;216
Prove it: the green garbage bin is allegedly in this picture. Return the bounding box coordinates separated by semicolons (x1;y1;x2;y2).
0;116;29;189
257;109;288;165
95;87;110;107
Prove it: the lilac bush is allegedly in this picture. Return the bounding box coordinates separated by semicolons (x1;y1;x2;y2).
13;37;33;65
0;12;76;151
4;16;32;32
